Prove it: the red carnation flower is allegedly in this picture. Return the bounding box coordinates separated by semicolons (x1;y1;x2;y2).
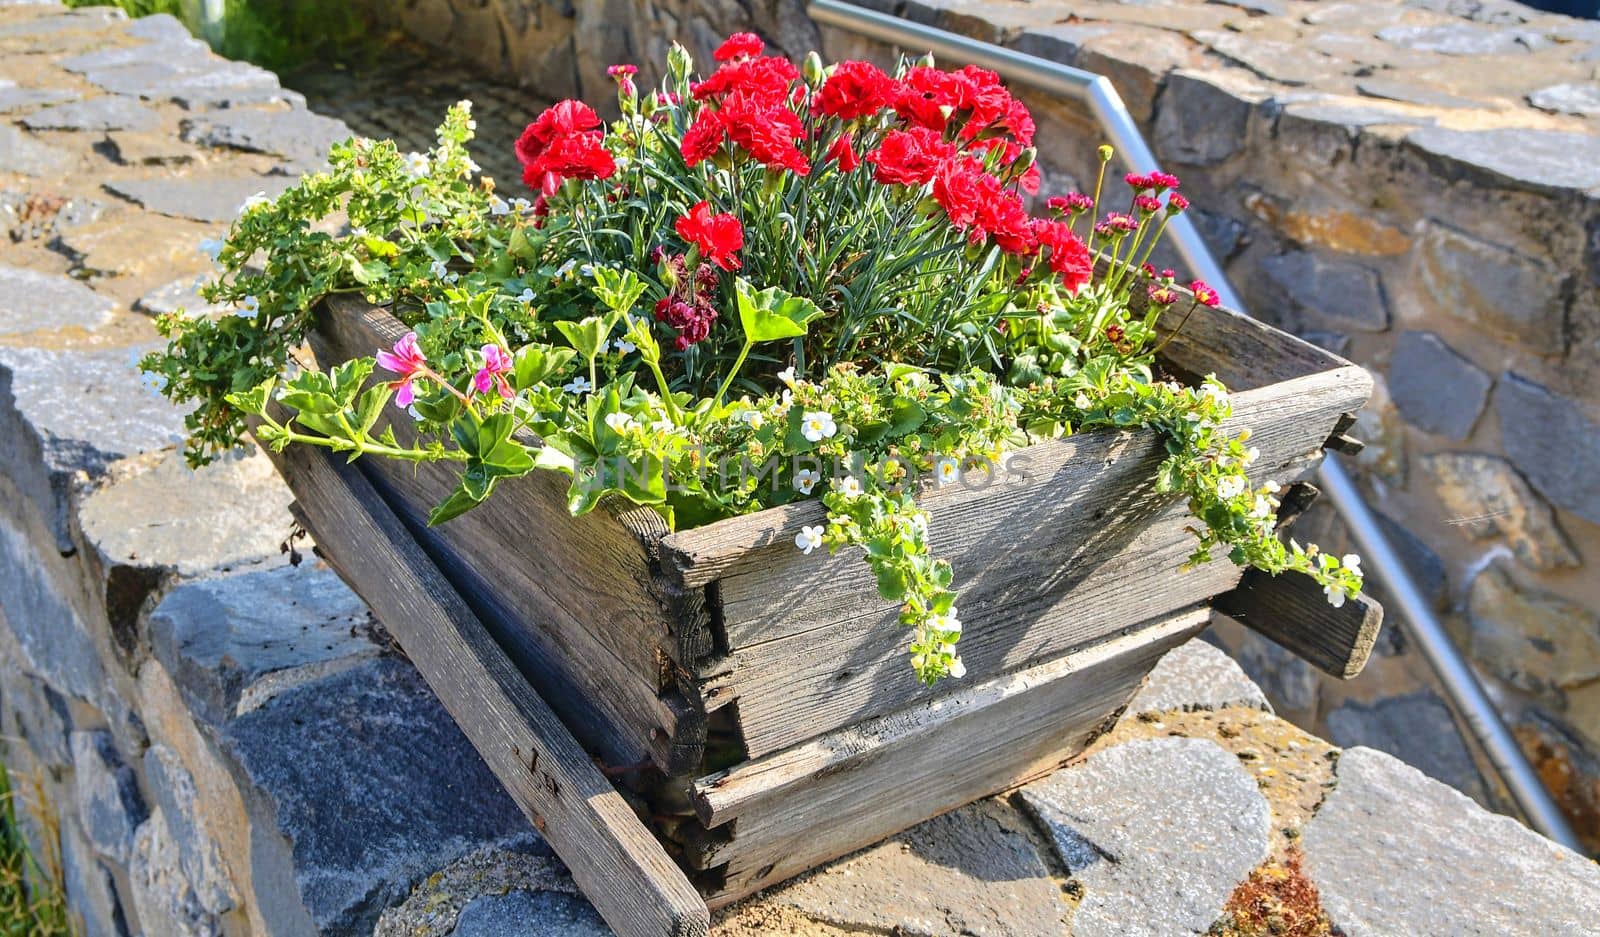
974;190;1036;256
1031;219;1094;292
692;56;797;104
812;60;895;121
720;93;810;175
522;130;616;195
825;131;860;172
715;32;763;61
865;127;955;186
515;100;602;167
932;157;987;229
676;200;744;271
680;108;726;166
893;66;970;132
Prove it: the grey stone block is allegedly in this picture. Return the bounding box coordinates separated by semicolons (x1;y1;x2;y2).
0;265;115;336
1377;22;1549;55
1021;738;1270;936
0;85;77;112
61;820;132;937
1421;452;1576;571
103;173;296;224
1417;223;1567;355
136;276;223;317
0;125;73;176
1387;330;1491;440
1127;638;1272;716
1324;692;1487;804
1407;127;1600;193
128;808;222;937
1154;72;1252;167
1495;373;1600;525
1303;747;1600;936
144;744;239;916
180;107;350;167
21;95;159;131
1262;250;1390;331
451;890;611;937
70;729;146;864
1529;82;1600;117
1466;562;1600;698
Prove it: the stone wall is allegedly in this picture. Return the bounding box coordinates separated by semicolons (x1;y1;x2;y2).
4;3;1600;935
356;0;1600;847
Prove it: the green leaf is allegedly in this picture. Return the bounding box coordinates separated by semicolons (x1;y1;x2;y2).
224;378;275;417
555;316;611;360
590;266;648;314
512;343;577;391
735;278;824;344
428;484;483;525
888;399;927;437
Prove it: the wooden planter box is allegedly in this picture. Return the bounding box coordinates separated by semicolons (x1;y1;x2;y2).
261;292;1381;937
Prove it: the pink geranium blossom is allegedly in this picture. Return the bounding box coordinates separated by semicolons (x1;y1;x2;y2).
474;344;514;399
376;332;428;407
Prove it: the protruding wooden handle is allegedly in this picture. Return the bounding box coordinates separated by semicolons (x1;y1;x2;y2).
1212;568;1383;679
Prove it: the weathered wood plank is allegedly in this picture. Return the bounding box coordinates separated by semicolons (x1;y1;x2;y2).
256;426;709;937
695;608;1210;907
1213;569;1383;679
669;367;1369;758
311;297;707;773
1152;287;1347;391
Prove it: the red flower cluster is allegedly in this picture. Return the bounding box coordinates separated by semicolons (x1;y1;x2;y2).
684;53;809;174
515;100;615;195
715;32;763;61
1046;193;1094;215
1030;219;1094;293
1125;171;1180;192
812;60;896;121
654;254;723;349
676;200;745;271
866;127;955;186
931;157;1034;254
893;65;1034;146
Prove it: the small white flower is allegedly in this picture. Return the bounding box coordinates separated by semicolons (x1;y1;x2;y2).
1262;480;1281;494
948;657;967;679
1324;584;1348;608
613;338;637;355
928;609;962;635
1216;475;1246;500
1202;383;1230;407
236;192;270;216
464;157;481;174
403;151;430;177
1184;411;1202;422
563;376;592;395
836;475;864;498
554;259;578;279
351;226;368;237
430;259;449;278
1241;446;1260;466
407;405;424;422
794;468;820;494
777;366;798;388
795;524;824;555
1073;391;1091;410
935;457;961;486
517;287;535;303
489;196;511;216
604;412;637;434
800;410;837;442
235;295;260;318
650;417;675;434
198;237;224;262
1341;553;1361;572
737;407;763;429
511;197;532;212
1251;495;1275;518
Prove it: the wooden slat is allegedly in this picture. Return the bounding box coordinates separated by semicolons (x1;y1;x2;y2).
695;607;1210;907
311;297;707;773
1213;568;1383;679
666;367;1369;758
256;426;709;937
1152;284;1348;391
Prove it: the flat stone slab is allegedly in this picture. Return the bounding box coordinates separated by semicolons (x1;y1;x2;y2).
1128;638;1272;716
0;264;115;335
1323;692;1487;804
136;276;223;317
1495;373;1600;525
181;107;350;166
1386;330;1491;440
0;124;73;176
1377;23;1548;55
1407;127;1600;193
1;192;107;243
78;447;297;578
1021;737;1271;936
0;344;187;474
83;59;280;105
451;890;610;937
774;802;1070;936
104;173;295;224
1303;746;1600;935
21;95;159;131
1355;78;1481;109
0;84;77;112
1528;82;1600;117
146;562;375;726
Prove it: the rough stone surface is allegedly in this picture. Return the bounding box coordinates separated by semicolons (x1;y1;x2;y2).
1128;638;1273;715
143;743;238;916
136;275;224;317
1324;693;1487;804
1261;250;1390;331
1304;747;1600;936
1386;330;1492;440
1530;82;1600;116
103;173;296;224
180;107;350;168
0;124;73;175
1417;223;1568;355
1466;563;1600;698
775;802;1071;936
20;93;158;130
128;808;221;937
0;82;74;110
0;264;115;336
1021;738;1271;936
1406;127;1600;193
374;848;573;937
1152;71;1253;167
1421;452;1578;571
1231;626;1320;713
1496;373;1600;526
70;729;146;865
450;890;610;937
1;190;106;242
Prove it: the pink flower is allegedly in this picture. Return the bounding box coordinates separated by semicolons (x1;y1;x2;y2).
473;343;514;399
1189;280;1221;307
376;332;428;408
1166;192;1190;214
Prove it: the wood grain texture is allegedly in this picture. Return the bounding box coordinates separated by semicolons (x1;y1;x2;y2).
311;298;707;773
668;367;1370;758
256;423;709;937
1213;568;1383;679
695;608;1210;907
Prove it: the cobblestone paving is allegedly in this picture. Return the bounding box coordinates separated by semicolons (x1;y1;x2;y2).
285;46;541;189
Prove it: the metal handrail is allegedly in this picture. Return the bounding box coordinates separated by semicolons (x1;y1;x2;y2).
809;0;1581;850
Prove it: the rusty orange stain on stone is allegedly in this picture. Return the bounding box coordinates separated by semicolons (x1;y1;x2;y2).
1244;194;1412;256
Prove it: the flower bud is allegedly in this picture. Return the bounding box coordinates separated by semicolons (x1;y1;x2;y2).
1097;144;1114;163
667;43;694;84
915;51;936;69
803;50;824;85
1013;147;1037;174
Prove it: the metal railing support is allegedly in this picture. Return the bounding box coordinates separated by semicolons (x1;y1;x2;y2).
809;0;1582;850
